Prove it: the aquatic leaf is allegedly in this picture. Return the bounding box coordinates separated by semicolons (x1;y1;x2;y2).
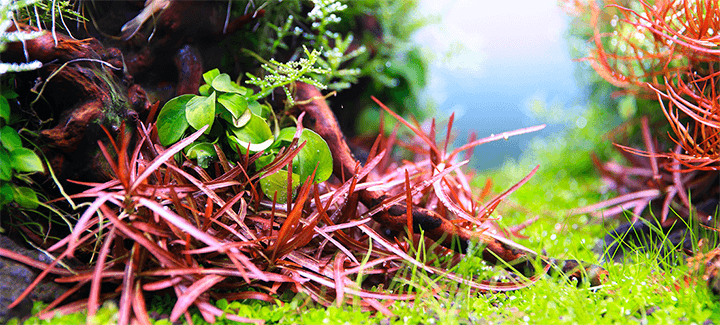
0;148;11;180
0;96;9;122
248;100;266;117
292;129;333;183
232;108;253;128
259;169;300;203
211;73;247;95
219;103;252;128
10;147;43;173
271;127;296;149
217;93;248;119
202;68;220;85
227;134;273;153
227;113;273;153
156;94;193;146
0;183;12;206
185;142;217;168
0;126;22;151
199;84;211;96
12;185;38;209
185;92;216;134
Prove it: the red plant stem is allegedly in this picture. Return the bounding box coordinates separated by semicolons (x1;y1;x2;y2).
290;82;608;285
291;83;532;268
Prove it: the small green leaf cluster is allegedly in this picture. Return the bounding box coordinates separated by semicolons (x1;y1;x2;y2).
156;62;333;202
0;90;43;210
156;68;275;166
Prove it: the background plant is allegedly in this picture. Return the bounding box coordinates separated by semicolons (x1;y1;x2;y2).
223;0;430;135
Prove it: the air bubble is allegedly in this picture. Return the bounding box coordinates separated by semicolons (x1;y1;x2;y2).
576;116;587;129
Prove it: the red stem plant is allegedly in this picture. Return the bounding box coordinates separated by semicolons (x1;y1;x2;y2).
562;0;720;230
0;83;606;324
570;0;720;169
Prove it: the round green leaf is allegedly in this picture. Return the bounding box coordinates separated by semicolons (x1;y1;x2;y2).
10;147;44;173
259;170;300;204
185;92;216;134
12;185;38;209
203;68;220;85
211;74;247;95
227;113;273;153
199;84;212;96
1;126;22;151
248;100;264;117
217;93;248;119
232;107;253;128
157;94;193;146
272;127;297;149
293;129;333;183
254;153;276;170
0;96;9;122
185;142;217;168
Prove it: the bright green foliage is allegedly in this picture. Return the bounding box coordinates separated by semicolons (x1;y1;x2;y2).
256;127;333;202
290;128;333;183
156;67;272;158
223;0;430;131
0;90;43;211
0;0;46;210
185;91;217;133
156;94;192;146
156;63;333;201
226;112;273;153
259;170;300;204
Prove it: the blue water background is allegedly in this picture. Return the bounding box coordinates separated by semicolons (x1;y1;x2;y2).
413;0;586;170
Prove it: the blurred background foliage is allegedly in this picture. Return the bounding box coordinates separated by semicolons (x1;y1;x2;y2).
216;0;431;137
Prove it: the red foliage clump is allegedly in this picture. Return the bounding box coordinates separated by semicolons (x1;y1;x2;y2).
571;0;720;169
